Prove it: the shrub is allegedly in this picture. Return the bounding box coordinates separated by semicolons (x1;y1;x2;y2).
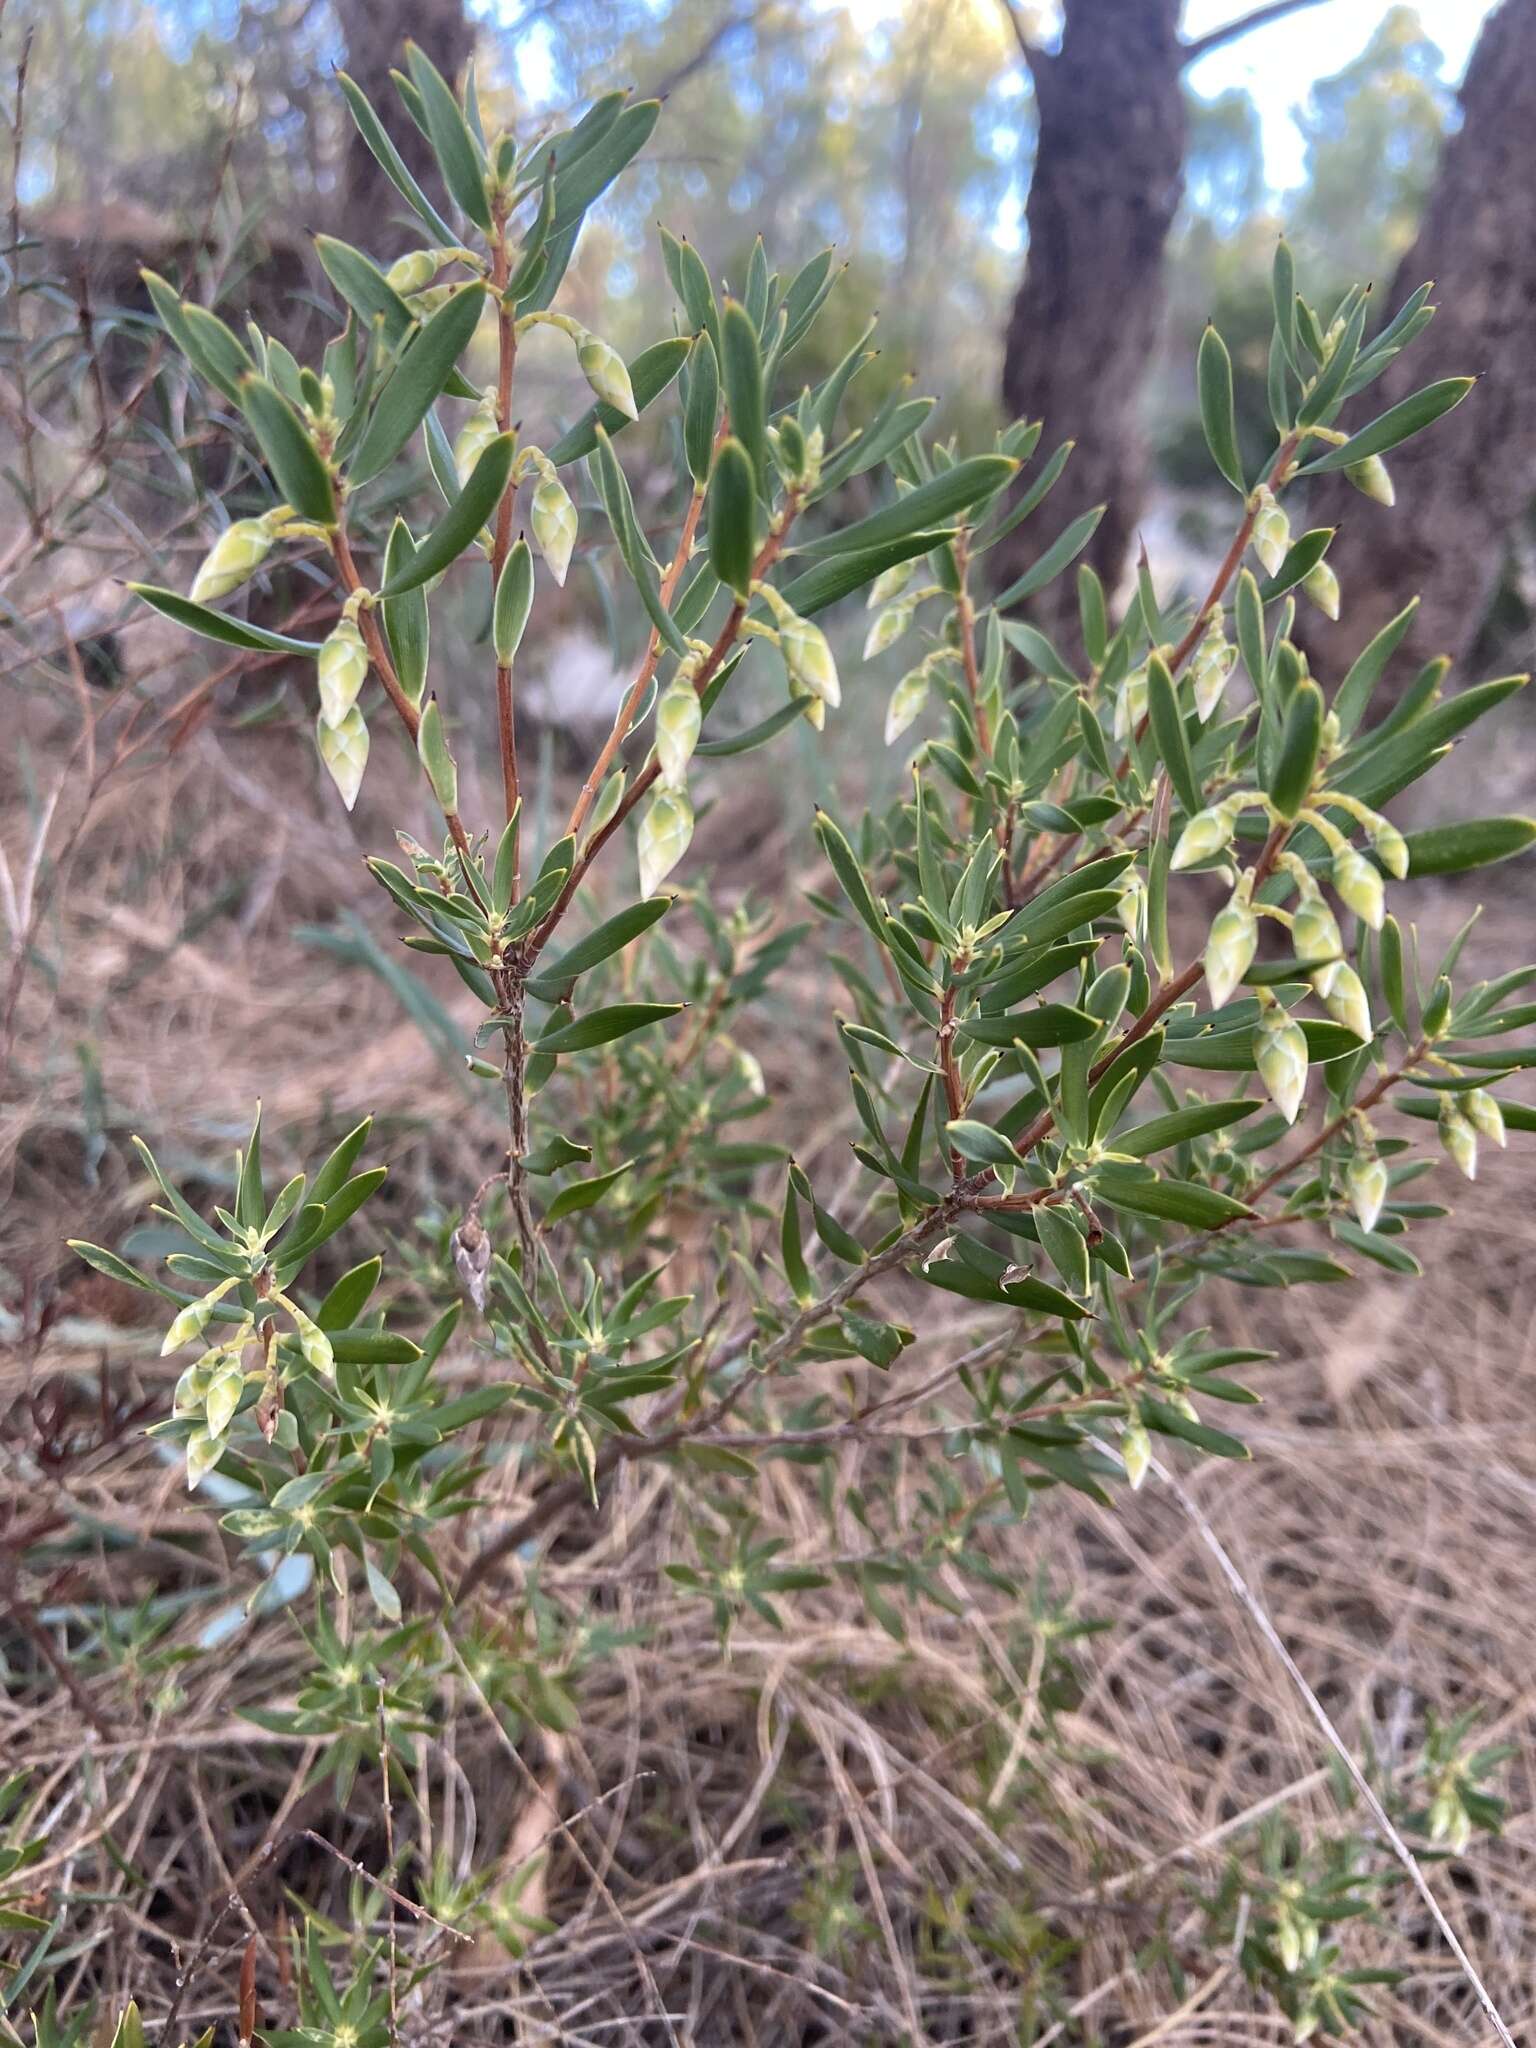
54;53;1532;2045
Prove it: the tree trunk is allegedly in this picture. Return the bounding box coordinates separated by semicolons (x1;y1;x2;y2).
1300;0;1536;688
332;0;475;259
998;0;1186;648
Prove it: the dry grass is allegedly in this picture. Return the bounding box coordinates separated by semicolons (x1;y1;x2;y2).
5;627;1536;2045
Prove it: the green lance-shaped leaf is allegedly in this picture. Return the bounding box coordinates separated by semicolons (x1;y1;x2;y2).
1399;816;1536;876
381;519;429;701
494;537;535;665
238;377;336;525
525;896;671;1001
335;71;456;245
719;297;766;489
534;1002;684;1055
1197;323;1244;492
314;234;417;349
707;435;757;599
1295;376;1476;476
1272;236;1299;370
993;504;1106;610
796;455;1017;564
141;271;246;404
1266;676;1325;819
376;432;515;599
1035;1202;1090;1297
683;332;720;485
416;696;459;814
549;97;660;236
404;40;492;230
1146;653;1201;817
129;583;323;656
349;284;487;485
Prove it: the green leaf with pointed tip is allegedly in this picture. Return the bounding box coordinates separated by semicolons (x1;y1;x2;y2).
991;504;1107;610
349;284;486;485
1197;323;1244;492
797;456;1017;563
957;1003;1099;1050
1268;677;1325;819
683;332;719;485
404;40;491;229
534;1002;684;1055
1296;376;1475;474
1400;815;1536;876
1146;653;1201;817
719;298;766;489
494;537;534;666
1094;1173;1253;1228
707;434;757;598
128;584;323;655
550;98;660;235
376;433;514;598
526;898;672;1000
945;1119;1025;1169
382;519;429;701
336;71;456;244
543;1160;634;1222
314;235;415;348
239;377;336;524
1114;1101;1259;1156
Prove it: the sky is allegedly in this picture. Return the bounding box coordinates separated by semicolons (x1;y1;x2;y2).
1180;0;1493;188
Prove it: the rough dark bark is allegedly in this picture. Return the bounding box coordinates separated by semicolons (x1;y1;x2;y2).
1300;0;1536;688
332;0;475;258
998;0;1187;646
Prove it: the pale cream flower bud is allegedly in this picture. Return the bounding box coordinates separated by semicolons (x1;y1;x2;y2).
1171;800;1236;873
385;248;443;296
1332;845;1385;930
1191;623;1236;722
1113;663;1148;741
885;660;931;746
866;559;913;609
576;329;637;419
1464;1087;1507;1148
772;604;840;709
638;786;695;896
161;1278;236;1357
1116;870;1146;942
1251;487;1291;578
530;472;578;586
1438;1095;1478;1181
204;1356;246;1439
317;616;369;729
863;597;914;660
189;516;276;604
453;392;500;486
317;706;370;811
1318;960;1371;1043
655;678;701;790
1302;559;1340;620
1346;1150;1388;1232
1345;454;1394;506
1363;809;1409;880
1256;996;1308;1124
1204;892;1257;1010
1292;890;1343;969
184;1427;225;1491
1121;1418;1151;1491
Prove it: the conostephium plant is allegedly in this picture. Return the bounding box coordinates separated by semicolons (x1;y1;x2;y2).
64;52;1534;2036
